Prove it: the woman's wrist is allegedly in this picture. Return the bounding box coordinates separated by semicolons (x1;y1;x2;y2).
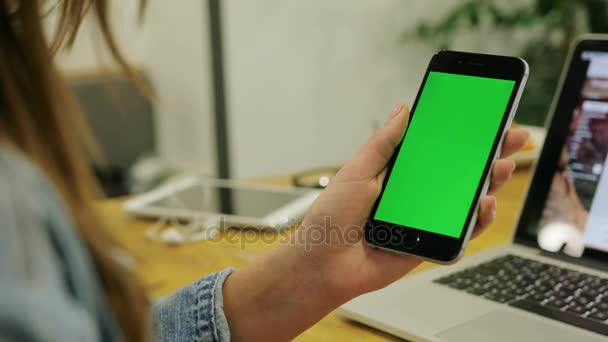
222;240;346;341
287;232;364;304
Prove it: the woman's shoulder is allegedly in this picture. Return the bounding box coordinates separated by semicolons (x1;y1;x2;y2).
0;147;64;275
0;146;51;198
0;147;54;234
0;147;111;341
0;146;83;287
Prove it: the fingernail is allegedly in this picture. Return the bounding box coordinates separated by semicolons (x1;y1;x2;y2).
511;161;517;172
389;103;403;120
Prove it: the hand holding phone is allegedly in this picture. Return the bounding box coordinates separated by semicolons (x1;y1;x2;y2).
365;50;529;264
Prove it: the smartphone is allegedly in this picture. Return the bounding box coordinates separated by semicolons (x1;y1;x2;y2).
365;50;529;264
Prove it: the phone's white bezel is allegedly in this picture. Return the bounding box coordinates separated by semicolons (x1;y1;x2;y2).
370;58;530;264
123;176;320;231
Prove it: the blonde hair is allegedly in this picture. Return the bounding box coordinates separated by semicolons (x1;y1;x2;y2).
0;1;149;340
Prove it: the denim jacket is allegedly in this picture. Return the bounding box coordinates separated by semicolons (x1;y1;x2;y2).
0;149;233;341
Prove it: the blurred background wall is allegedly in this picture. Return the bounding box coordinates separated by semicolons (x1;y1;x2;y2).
53;0;606;188
223;0;443;178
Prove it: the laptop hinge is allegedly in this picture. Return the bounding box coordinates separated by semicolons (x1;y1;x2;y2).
538;249;608;273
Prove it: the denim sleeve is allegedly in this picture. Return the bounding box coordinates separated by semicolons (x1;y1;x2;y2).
153;268;235;342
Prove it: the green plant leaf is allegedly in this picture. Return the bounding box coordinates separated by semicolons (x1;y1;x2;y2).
536;0;557;16
582;0;608;32
466;3;480;27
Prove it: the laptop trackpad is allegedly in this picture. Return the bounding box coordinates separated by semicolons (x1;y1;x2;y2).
436;309;603;342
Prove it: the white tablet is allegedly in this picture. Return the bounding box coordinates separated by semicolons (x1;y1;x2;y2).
123;176;320;231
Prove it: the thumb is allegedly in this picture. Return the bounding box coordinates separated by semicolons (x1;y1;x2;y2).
336;103;410;182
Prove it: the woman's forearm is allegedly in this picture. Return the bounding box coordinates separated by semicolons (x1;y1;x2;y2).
222;242;346;341
220;109;528;341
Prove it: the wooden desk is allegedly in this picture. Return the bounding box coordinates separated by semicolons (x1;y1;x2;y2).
99;169;532;341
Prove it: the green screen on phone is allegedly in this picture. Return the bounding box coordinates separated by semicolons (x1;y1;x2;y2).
374;71;515;238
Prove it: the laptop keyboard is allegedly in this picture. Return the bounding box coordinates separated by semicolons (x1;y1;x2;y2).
434;254;608;336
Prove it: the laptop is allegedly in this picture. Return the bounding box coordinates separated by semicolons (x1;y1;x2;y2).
339;36;608;342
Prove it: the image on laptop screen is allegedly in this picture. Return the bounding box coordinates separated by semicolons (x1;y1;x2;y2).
537;50;608;257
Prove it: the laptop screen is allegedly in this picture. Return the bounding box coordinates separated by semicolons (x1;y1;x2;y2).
518;40;608;260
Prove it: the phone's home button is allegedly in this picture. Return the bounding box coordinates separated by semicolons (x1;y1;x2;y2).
403;232;420;249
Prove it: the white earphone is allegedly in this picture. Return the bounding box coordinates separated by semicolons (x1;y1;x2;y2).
143;181;221;245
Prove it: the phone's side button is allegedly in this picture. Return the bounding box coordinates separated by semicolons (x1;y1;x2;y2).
403;232;420;249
